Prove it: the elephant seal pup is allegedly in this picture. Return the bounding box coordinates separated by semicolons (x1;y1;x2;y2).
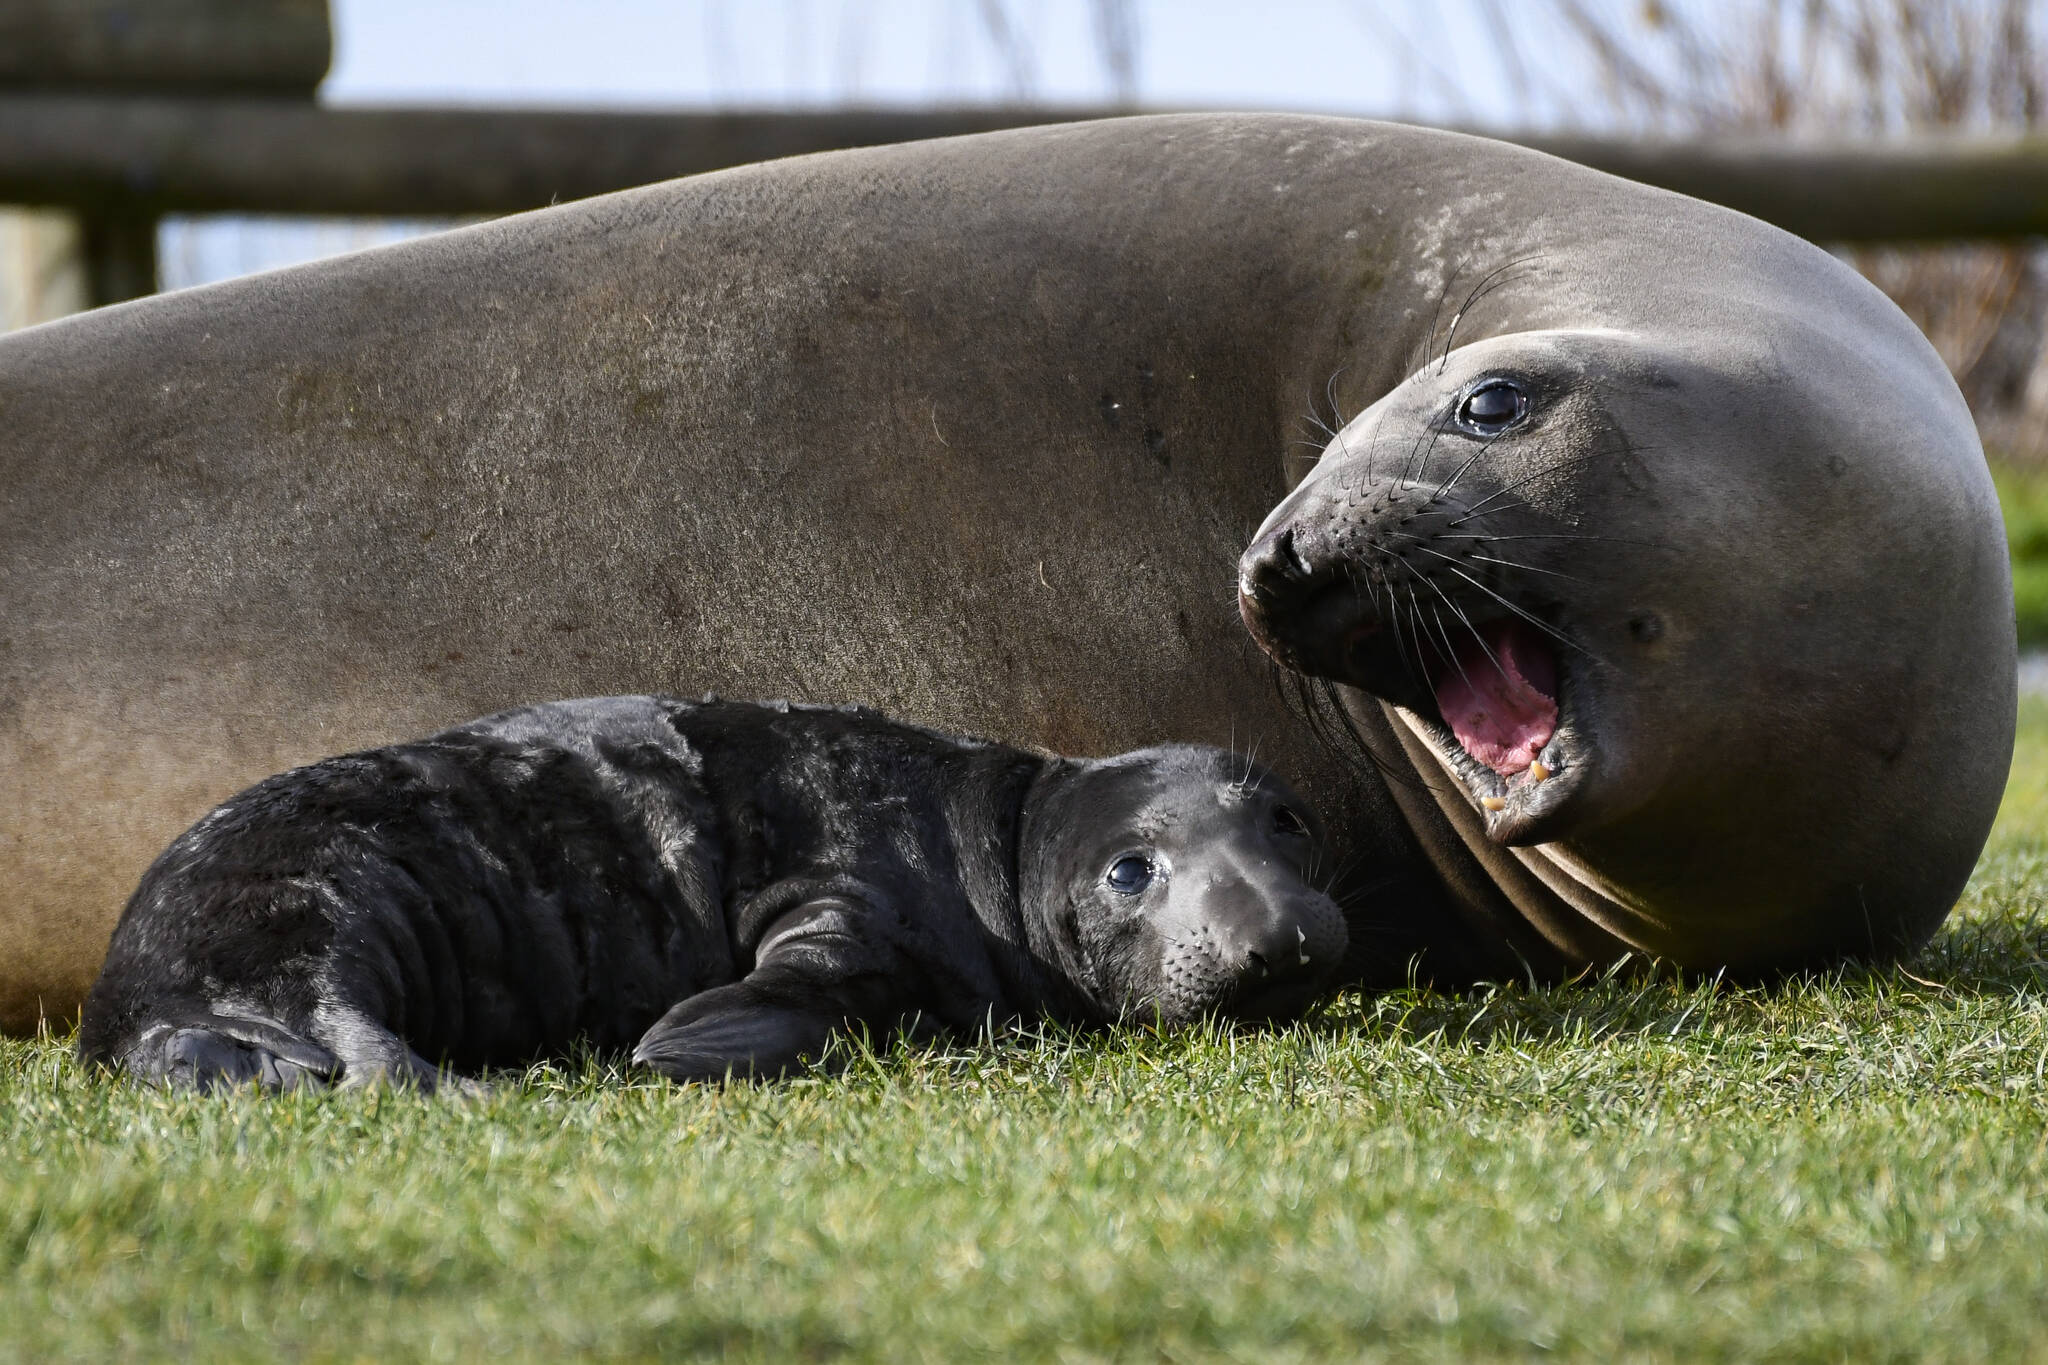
76;695;1347;1089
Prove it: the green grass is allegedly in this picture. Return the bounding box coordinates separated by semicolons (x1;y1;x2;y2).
1992;465;2048;645
7;715;2048;1362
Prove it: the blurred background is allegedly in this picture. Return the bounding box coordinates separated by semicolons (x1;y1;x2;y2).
6;0;2048;624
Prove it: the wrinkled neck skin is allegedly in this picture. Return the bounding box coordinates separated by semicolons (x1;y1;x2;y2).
1009;760;1118;1026
923;749;1106;1028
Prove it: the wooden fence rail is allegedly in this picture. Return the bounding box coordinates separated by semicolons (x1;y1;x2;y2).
5;97;2048;247
6;2;2048;312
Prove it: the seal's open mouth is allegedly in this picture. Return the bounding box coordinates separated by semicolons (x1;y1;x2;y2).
1237;537;1592;844
1330;612;1588;845
1429;619;1558;779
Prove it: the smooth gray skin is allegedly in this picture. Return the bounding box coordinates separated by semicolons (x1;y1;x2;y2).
0;113;2014;1032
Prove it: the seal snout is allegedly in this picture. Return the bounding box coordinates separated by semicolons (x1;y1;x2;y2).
1161;851;1349;1023
1210;884;1346;996
1236;516;1369;681
1238;525;1314;603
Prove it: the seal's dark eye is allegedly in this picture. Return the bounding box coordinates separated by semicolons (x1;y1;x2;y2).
1105;855;1153;895
1272;804;1308;838
1456;379;1528;436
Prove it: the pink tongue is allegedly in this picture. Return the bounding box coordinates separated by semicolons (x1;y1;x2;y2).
1431;620;1558;777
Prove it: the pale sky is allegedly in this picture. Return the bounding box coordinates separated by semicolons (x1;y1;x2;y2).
321;0;1529;119
160;0;1572;289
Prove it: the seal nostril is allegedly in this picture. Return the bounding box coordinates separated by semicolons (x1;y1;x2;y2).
1279;528;1312;580
1233;914;1327;985
1242;526;1314;600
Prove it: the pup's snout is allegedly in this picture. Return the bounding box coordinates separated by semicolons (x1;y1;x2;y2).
1208;885;1348;993
1150;878;1348;1025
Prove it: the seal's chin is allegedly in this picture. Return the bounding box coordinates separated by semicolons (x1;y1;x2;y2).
1222;976;1328;1024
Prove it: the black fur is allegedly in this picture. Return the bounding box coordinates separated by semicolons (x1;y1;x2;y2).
78;696;1348;1089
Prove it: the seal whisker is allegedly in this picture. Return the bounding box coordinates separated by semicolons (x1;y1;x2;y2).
1402;410;1456;488
1403;585;1438;689
1418;574;1513;687
1437;255;1546;374
1338;403;1388;497
1416;270;1456;380
1433;429;1654;532
1431;532;1658;548
1315;675;1428;794
1408;585;1442;668
1428;559;1603;663
1369;568;1420;691
1323;363;1352;434
1446;494;1534;525
1447;449;1614;525
1428;602;1476;693
1310;851;1381;898
1392;583;1433;693
1267;663;1407;787
1360;405;1392;489
1394;536;1590;585
1359;562;1420;694
1327;871;1411;906
1238;735;1266;794
1431;427;1513;501
1462;552;1588;582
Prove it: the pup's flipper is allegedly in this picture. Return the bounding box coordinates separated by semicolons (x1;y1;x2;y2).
631;987;841;1083
632;892;907;1084
125;1012;343;1093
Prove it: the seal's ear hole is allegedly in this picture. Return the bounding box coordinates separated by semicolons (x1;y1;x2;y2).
1454;378;1530;437
1272;805;1309;839
1104;854;1155;895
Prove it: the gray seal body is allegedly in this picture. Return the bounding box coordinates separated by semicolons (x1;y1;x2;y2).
76;696;1345;1087
0;114;2013;1030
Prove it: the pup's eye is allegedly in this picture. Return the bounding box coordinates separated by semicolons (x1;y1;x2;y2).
1455;378;1529;436
1272;805;1308;838
1104;855;1154;895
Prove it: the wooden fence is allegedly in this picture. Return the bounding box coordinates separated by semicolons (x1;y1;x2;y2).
5;0;2048;316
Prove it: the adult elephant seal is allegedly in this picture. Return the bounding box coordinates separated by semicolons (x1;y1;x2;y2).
0;113;2012;1032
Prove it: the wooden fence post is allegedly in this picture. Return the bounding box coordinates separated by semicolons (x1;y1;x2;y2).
0;205;85;328
77;198;155;307
0;0;330;320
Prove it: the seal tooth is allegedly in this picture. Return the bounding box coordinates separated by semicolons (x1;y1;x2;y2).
1480;796;1506;811
1531;760;1551;782
1296;924;1311;966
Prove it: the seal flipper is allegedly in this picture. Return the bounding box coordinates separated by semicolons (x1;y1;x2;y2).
630;985;843;1083
121;1011;342;1093
632;896;908;1084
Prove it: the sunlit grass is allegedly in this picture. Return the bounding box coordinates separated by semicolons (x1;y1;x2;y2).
4;710;2047;1360
1992;464;2048;646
